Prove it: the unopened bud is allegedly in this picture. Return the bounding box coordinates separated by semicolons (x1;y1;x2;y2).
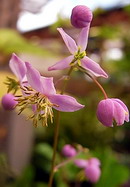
1;93;17;110
71;5;93;28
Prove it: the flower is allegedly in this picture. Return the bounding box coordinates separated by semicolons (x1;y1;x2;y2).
97;98;129;127
48;27;108;78
74;157;101;183
1;93;18;110
62;144;77;157
22;62;84;126
71;5;93;28
85;158;101;183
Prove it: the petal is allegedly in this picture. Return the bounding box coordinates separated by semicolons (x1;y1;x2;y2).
40;76;56;95
57;28;78;54
113;101;126;126
89;158;101;166
81;56;108;78
85;165;101;183
48;94;84;112
25;62;43;93
48;55;74;71
77;25;90;51
97;99;114;127
112;98;129;122
9;53;26;81
74;159;88;168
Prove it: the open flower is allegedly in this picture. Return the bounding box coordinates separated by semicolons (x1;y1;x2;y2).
21;62;84;126
97;98;129;127
48;27;108;78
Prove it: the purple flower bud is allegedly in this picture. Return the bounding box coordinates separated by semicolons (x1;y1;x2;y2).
1;93;17;110
97;98;129;127
71;5;93;28
74;159;88;168
62;144;77;157
85;163;101;183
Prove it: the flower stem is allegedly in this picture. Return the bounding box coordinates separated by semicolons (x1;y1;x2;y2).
48;66;74;187
78;66;108;99
48;111;60;187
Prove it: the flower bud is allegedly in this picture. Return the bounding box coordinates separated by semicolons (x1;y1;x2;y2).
62;144;77;157
1;93;17;110
71;5;93;28
97;98;129;127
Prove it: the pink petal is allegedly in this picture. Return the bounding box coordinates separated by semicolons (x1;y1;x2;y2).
74;159;88;168
81;56;108;78
57;28;78;54
89;158;101;166
113;101;126;126
77;25;90;51
40;76;56;95
97;99;114;127
85;165;101;183
112;99;129;122
25;62;43;93
9;53;26;82
48;55;74;71
48;94;84;112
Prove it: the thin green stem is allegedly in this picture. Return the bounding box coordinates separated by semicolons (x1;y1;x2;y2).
48;66;74;187
48;111;60;187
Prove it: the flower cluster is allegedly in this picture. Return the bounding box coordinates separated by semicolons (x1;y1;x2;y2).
2;53;84;126
61;144;101;183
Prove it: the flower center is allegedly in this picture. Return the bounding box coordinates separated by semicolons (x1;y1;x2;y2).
70;47;86;67
15;86;54;127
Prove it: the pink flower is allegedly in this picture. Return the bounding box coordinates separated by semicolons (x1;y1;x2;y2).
25;62;84;112
97;98;129;127
1;93;17;110
48;27;108;78
62;144;77;157
85;158;101;183
71;5;93;28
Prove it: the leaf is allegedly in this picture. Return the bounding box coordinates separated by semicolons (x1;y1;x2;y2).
95;148;130;187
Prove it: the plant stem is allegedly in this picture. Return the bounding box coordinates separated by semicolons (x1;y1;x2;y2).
48;111;60;187
48;66;74;187
78;66;108;99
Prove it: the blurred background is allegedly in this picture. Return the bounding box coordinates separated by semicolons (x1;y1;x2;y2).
0;0;130;186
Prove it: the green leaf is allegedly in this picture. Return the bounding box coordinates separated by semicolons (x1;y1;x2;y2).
95;148;129;187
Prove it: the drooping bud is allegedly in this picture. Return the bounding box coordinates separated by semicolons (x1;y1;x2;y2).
62;144;77;157
1;93;17;110
71;5;93;28
97;98;129;127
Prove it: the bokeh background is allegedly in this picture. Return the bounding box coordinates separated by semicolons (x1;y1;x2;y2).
0;0;130;186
